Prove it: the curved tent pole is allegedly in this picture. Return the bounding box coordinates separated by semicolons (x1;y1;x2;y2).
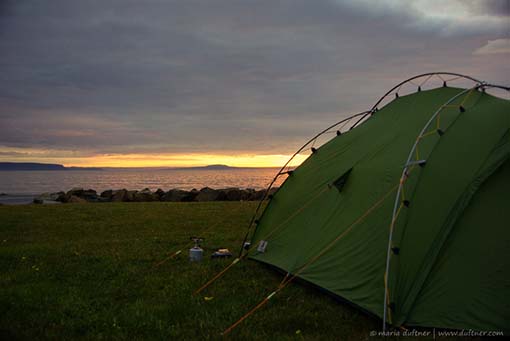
350;72;483;130
238;110;370;257
381;82;510;331
483;84;510;92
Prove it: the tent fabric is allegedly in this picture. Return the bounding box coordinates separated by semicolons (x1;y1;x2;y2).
248;86;510;331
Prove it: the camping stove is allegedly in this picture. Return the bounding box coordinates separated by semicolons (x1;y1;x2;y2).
189;237;204;262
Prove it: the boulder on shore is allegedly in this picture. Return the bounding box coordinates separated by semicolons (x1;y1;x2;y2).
155;188;165;199
64;188;98;202
133;188;159;202
111;189;128;202
223;188;244;201
126;190;137;202
195;187;227;202
161;189;189;202
67;195;88;203
100;190;113;200
182;189;199;202
37;186;279;203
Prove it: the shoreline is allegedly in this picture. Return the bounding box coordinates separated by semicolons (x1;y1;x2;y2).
0;187;278;205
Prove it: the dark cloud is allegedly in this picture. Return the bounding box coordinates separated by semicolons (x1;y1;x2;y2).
470;0;510;17
0;0;508;158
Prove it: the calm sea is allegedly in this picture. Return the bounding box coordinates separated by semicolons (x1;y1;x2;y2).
0;168;285;204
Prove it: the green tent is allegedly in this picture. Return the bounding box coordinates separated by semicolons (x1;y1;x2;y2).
245;73;510;332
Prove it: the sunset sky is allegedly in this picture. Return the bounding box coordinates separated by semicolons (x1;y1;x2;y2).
0;0;509;167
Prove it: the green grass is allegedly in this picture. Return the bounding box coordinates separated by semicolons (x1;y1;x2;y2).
0;202;383;340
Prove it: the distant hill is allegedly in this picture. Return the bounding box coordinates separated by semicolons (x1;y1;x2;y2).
0;162;102;171
185;164;235;170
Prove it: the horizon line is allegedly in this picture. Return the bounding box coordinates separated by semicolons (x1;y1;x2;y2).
0;161;285;169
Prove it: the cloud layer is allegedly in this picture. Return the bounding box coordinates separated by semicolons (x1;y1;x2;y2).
0;0;508;164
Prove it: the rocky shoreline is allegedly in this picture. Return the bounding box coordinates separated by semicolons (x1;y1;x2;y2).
32;187;278;204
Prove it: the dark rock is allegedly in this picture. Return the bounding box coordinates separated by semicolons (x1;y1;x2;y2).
81;189;98;201
54;191;66;202
67;195;88;203
182;189;199;202
225;188;258;201
250;190;266;201
33;198;44;204
65;188;98;202
133;188;159;202
195;187;226;202
243;188;256;200
100;190;113;199
66;187;84;198
95;196;111;203
217;190;227;201
126;190;137;202
161;189;189;202
111;189;129;202
246;187;279;201
155;188;165;199
224;188;242;201
30;186;281;204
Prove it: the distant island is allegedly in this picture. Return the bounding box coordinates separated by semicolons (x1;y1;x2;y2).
0;162;103;171
182;164;235;170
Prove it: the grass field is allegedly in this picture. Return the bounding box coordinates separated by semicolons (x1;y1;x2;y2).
1;202;388;340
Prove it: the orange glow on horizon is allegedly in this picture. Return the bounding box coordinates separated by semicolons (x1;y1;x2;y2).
0;147;309;168
63;153;309;168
